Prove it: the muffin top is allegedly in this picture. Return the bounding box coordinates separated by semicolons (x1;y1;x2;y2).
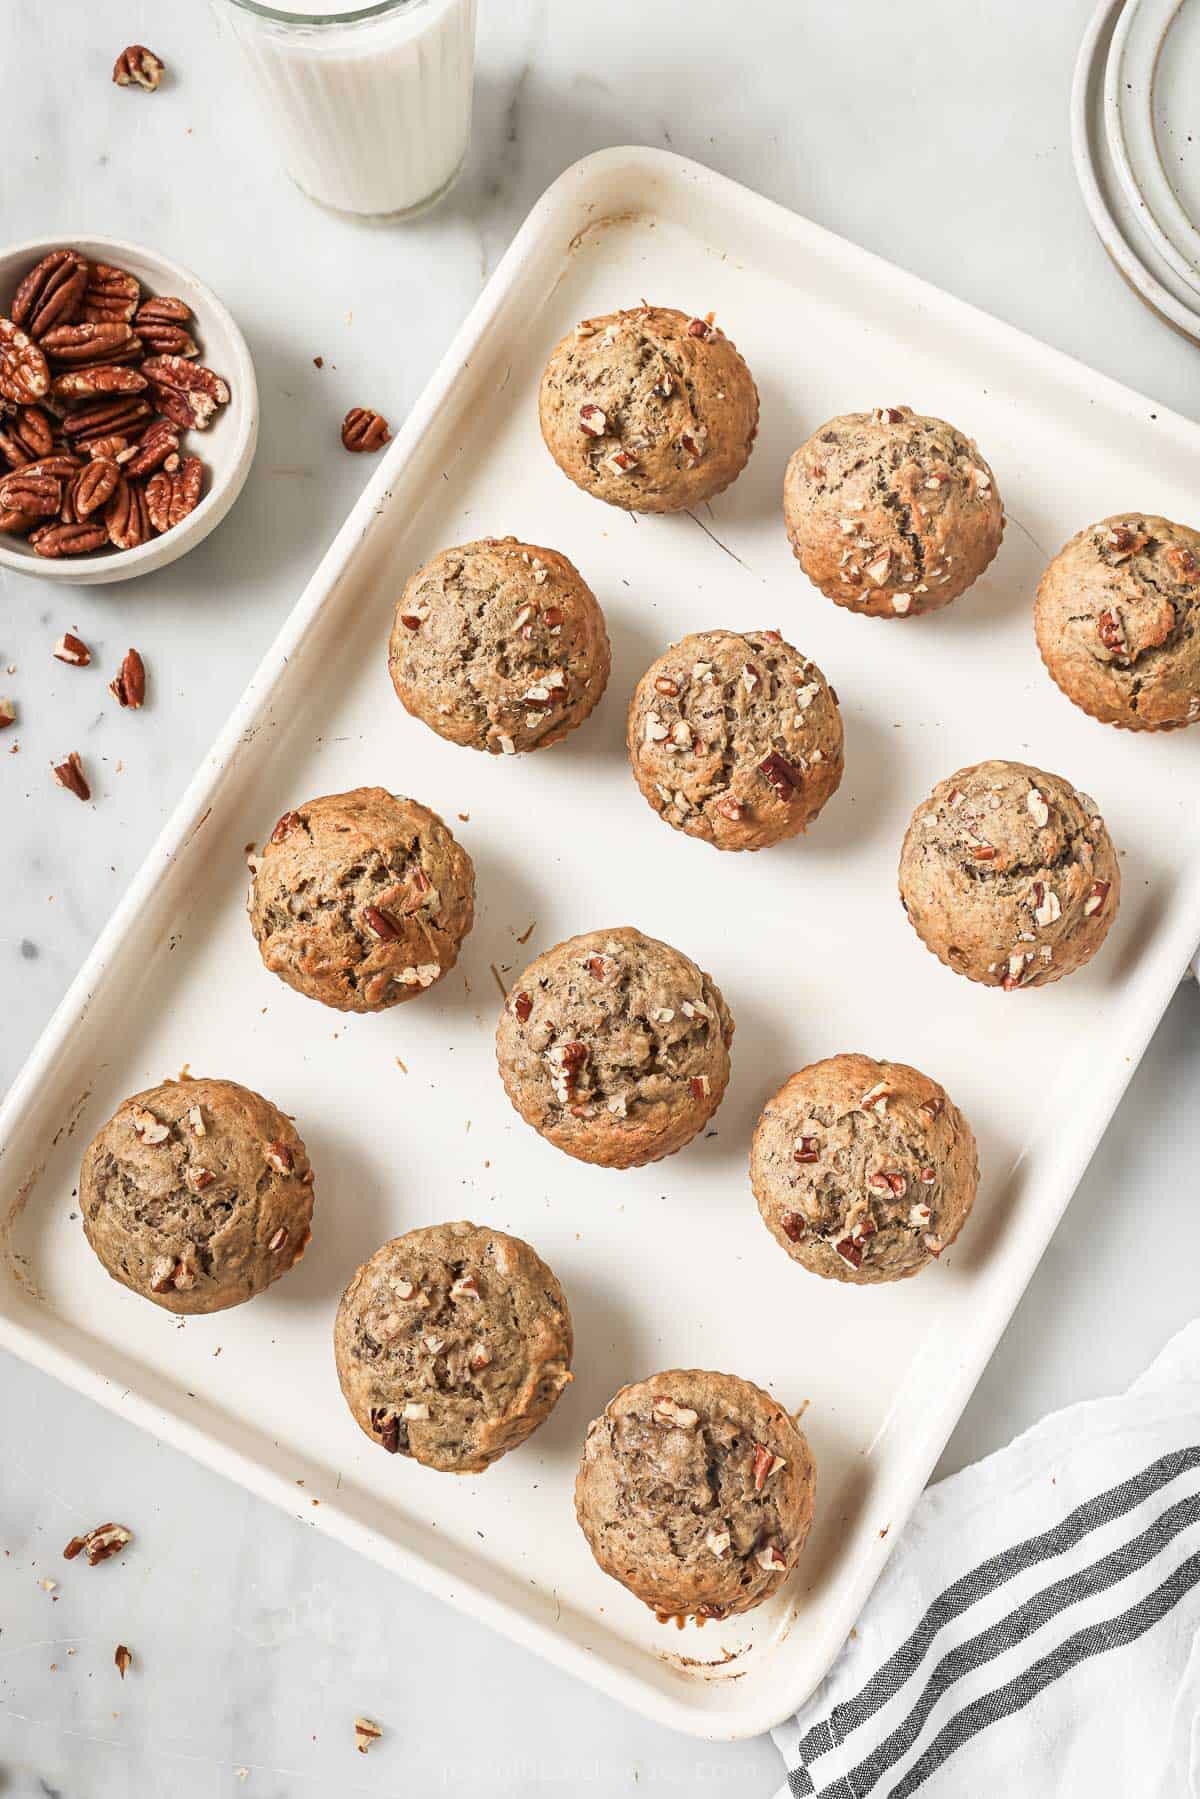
335;1222;573;1475
783;406;1004;616
751;1054;978;1284
388;538;611;755
1035;514;1200;731
495;926;734;1168
626;628;844;851
538;305;758;513
575;1368;816;1620
249;788;475;1013
898;760;1120;989
80;1076;314;1315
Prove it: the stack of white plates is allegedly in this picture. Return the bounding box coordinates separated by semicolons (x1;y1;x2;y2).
1073;0;1200;343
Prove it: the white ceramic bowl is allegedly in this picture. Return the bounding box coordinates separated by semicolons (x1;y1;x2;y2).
0;235;258;584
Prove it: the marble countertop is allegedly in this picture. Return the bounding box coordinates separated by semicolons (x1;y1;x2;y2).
2;0;1199;1792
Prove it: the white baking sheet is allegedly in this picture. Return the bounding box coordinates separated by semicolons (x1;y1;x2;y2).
2;148;1199;1740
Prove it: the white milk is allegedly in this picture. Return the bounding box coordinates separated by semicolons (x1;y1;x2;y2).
217;0;477;218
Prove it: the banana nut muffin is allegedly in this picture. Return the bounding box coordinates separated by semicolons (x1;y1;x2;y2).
538;304;758;513
751;1054;978;1284
495;926;733;1168
1034;514;1200;731
626;628;843;851
388;537;611;755
575;1368;816;1621
898;760;1120;990
249;788;474;1013
335;1221;573;1475
783;406;1004;618
80;1076;314;1315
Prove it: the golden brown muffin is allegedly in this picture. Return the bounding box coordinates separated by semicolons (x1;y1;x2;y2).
751;1054;978;1283
783;406;1004;617
80;1076;314;1315
538;305;758;513
388;537;611;754
495;926;733;1168
335;1222;573;1474
1034;514;1200;731
249;788;474;1014
626;628;844;851
897;760;1120;990
575;1369;816;1621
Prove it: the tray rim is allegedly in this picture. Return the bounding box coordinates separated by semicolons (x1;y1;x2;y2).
3;144;1200;1742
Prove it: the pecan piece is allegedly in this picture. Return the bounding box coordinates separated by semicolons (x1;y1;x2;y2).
52;365;148;402
53;633;91;667
105;475;151;551
0;318;50;404
142;355;229;431
0;470;60;517
113;45;164;90
40;320;138;366
270;810;302;843
123;418;180;478
780;1209;806;1242
342;406;390;452
1097;609;1126;655
513;991;532;1023
75;457;121;519
369;1406;405;1454
145;455;203;533
13;250;89;337
758;751;799;798
63;396;153;448
63;1522;133;1565
110;648;146;709
0;698;15;728
1167;544;1200;583
52;751;90;800
114;1644;133;1680
363;905;403;941
354;1718;383;1756
80;263;142;326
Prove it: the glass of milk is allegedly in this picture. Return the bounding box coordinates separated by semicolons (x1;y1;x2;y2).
213;0;478;218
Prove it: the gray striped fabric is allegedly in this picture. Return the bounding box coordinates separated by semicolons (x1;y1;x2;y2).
773;1324;1200;1798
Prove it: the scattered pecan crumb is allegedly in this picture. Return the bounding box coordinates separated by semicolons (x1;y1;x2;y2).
313;356;324;369
114;1643;133;1679
354;1717;382;1754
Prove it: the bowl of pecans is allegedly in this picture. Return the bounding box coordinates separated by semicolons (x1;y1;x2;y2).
0;236;257;583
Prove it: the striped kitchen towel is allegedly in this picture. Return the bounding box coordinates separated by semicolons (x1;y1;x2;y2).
773;1320;1200;1798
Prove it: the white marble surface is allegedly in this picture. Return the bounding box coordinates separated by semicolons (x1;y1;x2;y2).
2;1;1199;1792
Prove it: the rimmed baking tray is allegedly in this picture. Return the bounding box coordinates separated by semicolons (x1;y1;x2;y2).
2;147;1199;1740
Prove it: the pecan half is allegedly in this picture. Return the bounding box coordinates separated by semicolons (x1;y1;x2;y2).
75;457;121;519
105;476;151;551
40;320;138;366
136;295;191;326
31;520;108;557
2;405;56;463
52;751;90;799
64;396;153;448
142;355;229;430
52;365;148;402
0;509;34;536
0;318;50;404
110;647;146;708
341;406;390;453
13;250;89;337
80;263;141;326
0;470;59;516
145;455;202;532
123;418;180;477
134;298;197;356
113;45;164;90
